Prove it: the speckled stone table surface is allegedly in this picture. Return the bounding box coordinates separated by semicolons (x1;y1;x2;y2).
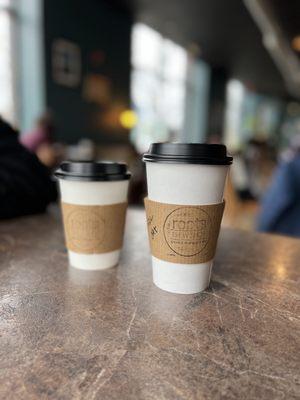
0;207;299;400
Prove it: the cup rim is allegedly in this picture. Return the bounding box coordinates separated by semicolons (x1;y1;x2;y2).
142;143;233;165
54;160;131;182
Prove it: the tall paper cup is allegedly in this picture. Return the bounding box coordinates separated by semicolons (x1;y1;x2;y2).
55;161;130;270
143;143;232;294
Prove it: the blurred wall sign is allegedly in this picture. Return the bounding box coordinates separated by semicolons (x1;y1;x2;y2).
52;39;81;87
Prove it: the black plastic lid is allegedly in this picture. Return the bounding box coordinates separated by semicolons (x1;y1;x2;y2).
54;161;131;181
142;143;233;165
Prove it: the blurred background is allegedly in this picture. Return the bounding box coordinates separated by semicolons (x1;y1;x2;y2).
1;0;300;235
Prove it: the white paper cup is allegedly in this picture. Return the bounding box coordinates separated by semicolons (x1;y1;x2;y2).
143;143;232;294
55;161;130;270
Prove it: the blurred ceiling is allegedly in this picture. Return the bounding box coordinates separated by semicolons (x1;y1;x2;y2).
245;0;300;99
271;0;300;45
116;0;300;99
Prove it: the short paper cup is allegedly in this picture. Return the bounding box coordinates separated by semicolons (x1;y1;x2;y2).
55;161;130;270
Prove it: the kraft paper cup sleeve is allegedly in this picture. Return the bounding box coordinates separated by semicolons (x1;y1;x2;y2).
61;202;127;254
144;198;225;264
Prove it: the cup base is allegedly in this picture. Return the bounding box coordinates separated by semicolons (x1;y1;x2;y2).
152;256;212;294
68;249;120;270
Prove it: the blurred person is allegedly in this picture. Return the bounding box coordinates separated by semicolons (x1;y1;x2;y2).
257;134;300;237
208;135;255;201
66;139;96;161
0;117;57;219
207;133;222;144
280;133;300;162
244;138;276;198
230;150;256;201
21;112;54;152
20;112;62;168
127;145;146;205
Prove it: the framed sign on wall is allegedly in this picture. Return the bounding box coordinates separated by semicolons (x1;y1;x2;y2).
52;39;81;88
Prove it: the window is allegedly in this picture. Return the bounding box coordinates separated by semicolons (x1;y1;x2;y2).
224;80;245;149
0;0;15;124
224;79;284;149
131;23;187;153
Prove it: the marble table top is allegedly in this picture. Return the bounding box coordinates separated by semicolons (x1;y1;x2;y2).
0;207;299;400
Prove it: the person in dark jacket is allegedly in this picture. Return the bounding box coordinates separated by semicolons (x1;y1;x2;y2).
257;150;300;237
0;117;57;219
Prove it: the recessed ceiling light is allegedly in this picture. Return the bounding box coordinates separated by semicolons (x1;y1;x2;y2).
291;35;300;52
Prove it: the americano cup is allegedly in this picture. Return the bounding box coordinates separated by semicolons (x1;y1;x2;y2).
143;143;232;294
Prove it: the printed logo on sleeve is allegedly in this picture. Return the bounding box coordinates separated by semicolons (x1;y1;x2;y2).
66;209;105;252
62;202;127;254
163;207;211;257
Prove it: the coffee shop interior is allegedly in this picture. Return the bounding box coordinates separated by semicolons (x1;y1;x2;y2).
0;0;299;234
0;0;300;399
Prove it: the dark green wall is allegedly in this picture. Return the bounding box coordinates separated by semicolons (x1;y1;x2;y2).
44;0;132;144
